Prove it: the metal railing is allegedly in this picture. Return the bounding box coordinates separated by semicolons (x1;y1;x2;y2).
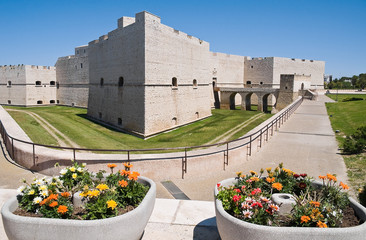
0;98;303;179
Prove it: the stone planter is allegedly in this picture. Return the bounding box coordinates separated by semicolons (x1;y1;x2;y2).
2;176;156;240
215;178;366;240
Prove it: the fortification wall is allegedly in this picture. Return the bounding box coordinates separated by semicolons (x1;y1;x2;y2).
24;65;57;105
55;46;89;107
0;65;27;105
144;12;212;136
87;12;145;135
244;57;275;87
273;57;325;89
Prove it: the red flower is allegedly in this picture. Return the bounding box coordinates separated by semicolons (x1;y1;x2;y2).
299;182;307;189
241;185;246;190
233;195;241;202
217;183;221;188
293;174;300;178
252;202;263;208
251;188;262;195
234;189;241;193
300;173;307;178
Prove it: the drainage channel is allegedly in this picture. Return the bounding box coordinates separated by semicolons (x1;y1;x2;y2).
161;181;190;200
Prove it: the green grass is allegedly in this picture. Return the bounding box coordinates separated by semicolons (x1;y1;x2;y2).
6;110;59;146
4;106;272;151
325;94;366;192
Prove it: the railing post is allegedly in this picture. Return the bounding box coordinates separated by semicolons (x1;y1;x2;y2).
182;148;187;179
11;138;14;159
266;125;269;141
271;122;274;136
128;151;130;162
73;149;76;162
33;143;36;166
224;143;229;170
249;135;252;156
259;129;262;149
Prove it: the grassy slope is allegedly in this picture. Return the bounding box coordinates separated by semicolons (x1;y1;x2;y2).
325;94;366;191
4;106;272;150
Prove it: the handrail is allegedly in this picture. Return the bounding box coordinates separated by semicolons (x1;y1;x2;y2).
0;97;303;178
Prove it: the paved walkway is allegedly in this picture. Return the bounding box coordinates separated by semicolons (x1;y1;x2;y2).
0;95;349;239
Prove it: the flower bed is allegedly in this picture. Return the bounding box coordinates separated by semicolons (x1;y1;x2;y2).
1;162;156;240
215;164;366;240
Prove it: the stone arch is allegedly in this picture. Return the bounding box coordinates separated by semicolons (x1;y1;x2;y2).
262;93;277;113
229;92;242;110
245;93;253;111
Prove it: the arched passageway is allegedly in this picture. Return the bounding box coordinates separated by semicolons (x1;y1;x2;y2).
262;93;276;113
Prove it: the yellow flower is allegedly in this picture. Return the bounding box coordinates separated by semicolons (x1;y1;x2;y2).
249;170;257;176
250;177;260;182
39;185;47;191
72;173;77;179
96;184;109;191
28;189;35;195
88;190;100;198
69;167;76;172
79;191;89;198
266;177;275;183
106;200;117;210
266;167;272;173
236;171;242;177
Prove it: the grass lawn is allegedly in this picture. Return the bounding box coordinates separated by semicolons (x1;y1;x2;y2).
325;94;366;192
4;106;272;151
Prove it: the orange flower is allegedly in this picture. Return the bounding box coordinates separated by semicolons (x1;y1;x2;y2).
319;175;326;180
272;182;283;191
120;169;130;176
340;182;349;190
326;173;337;182
107;163;117;169
250;177;260;182
49;201;58;208
249;170;257;176
310;201;321;207
128;171;140;181
317;221;328;228
57;205;68;214
49;194;58;201
118;180;128;187
301;215;310;223
266;177;275;183
106;200;117;210
61;192;70;198
123;162;133;169
40;199;47;206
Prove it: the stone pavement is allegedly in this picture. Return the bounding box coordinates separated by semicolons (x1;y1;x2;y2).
0;95;349;239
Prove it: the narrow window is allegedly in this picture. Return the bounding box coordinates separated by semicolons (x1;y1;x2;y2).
246;81;251;85
118;77;124;87
172;117;177;125
99;112;102;119
7;100;11;104
71;103;75;107
56;82;60;89
57;100;60;104
193;79;197;88
118;118;122;125
172;77;177;87
100;78;104;86
80;63;83;68
76;50;79;54
7;81;11;87
50;100;55;104
50;81;55;86
83;49;86;53
195;112;199;119
36;81;41;86
37;100;43;104
260;82;263;85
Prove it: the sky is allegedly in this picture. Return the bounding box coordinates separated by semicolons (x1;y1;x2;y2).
0;0;365;78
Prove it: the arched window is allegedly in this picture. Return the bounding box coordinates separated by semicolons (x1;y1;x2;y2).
195;112;199;118
7;100;11;104
118;118;122;125
50;100;55;104
7;81;11;87
246;81;251;85
193;79;197;88
100;78;104;86
99;112;102;119
118;77;124;87
50;81;55;86
37;100;43;104
36;81;41;86
172;117;177;125
172;77;177;87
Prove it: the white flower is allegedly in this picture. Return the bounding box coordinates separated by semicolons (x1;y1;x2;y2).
77;167;83;173
39;185;47;191
60;169;67;175
243;210;253;219
241;203;252;209
82;163;86;167
245;197;253;203
69;167;76;172
46;178;53;184
34;179;43;186
33;197;42;204
40;190;49;197
17;186;26;194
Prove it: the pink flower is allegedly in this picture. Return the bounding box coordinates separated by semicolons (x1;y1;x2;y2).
233;195;241;202
252;202;263;208
251;188;262;195
260;197;270;203
241;203;252;209
241;185;246;190
234;189;241;193
242;210;253;219
245;197;253;203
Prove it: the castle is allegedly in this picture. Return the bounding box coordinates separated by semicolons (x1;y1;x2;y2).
0;11;325;138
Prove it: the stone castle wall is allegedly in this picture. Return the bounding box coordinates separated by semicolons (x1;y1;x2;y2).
0;65;56;106
55;45;89;107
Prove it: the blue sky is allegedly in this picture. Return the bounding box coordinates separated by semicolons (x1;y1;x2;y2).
0;0;365;78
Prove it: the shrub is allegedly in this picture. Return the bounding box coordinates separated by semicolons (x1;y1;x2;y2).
342;97;364;102
343;126;366;154
359;185;366;207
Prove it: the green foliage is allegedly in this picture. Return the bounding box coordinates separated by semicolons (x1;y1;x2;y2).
343;126;366;154
342;97;364;102
359;185;366;207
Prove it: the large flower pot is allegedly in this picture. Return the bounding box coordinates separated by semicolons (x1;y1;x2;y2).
215;178;366;240
2;176;156;240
